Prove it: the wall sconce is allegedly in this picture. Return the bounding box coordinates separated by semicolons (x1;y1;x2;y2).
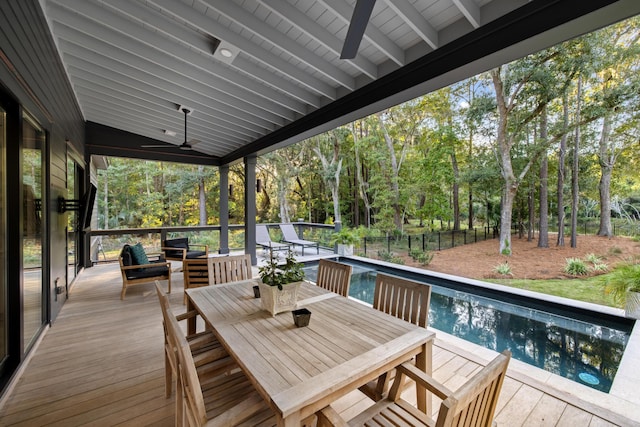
256;178;262;193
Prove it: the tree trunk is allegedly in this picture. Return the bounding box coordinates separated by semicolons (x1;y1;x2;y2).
500;183;517;255
597;114;614;237
198;166;206;225
571;76;582;248
528;182;534;242
538;109;549;248
377;113;402;229
557;94;568;246
451;151;460;231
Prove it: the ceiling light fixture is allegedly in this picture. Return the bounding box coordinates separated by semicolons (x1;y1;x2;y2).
163;129;177;137
220;48;233;58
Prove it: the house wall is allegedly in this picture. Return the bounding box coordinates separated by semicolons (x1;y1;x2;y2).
0;0;85;393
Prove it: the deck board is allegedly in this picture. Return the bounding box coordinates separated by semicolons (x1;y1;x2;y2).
0;263;637;426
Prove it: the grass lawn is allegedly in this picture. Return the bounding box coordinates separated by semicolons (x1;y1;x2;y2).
491;275;620;308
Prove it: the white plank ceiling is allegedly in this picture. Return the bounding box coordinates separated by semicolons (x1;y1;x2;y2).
42;0;640;165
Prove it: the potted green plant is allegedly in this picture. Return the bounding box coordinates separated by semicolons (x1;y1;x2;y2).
330;227;359;256
258;250;305;316
602;263;640;319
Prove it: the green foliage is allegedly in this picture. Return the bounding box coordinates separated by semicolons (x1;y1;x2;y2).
409;249;433;266
564;258;589;276
258;250;305;290
494;262;512;276
330;227;359;245
601;263;640;306
377;250;404;265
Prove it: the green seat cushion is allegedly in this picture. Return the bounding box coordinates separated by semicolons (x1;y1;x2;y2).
130;243;149;265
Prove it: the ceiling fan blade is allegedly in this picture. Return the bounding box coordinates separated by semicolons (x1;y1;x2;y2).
341;0;376;59
141;144;177;148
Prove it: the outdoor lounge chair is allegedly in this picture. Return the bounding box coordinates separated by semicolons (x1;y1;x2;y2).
118;243;171;299
161;237;208;262
279;223;319;255
256;224;291;252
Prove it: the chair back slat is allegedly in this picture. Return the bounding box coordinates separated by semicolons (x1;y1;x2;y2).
208;254;253;284
373;273;431;328
437;351;511;427
316;259;352;297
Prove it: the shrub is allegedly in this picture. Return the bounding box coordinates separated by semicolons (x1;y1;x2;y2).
390;256;405;265
608;246;623;255
564;258;589;276
377;250;394;262
601;263;640;307
416;251;433;266
494;262;512;276
409;249;422;260
591;262;609;273
584;253;602;264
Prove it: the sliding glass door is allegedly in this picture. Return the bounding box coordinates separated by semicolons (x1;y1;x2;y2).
22;115;45;352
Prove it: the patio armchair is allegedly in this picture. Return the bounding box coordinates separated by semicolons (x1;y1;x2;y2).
161;237;208;262
118;243;171;299
360;272;431;401
162;288;275;426
279;223;319;255
317;350;511;427
154;282;233;403
256;224;291;252
316;259;352;297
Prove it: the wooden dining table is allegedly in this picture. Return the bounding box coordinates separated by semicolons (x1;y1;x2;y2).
186;278;435;426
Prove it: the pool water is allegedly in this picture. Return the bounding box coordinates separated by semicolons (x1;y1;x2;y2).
304;261;632;393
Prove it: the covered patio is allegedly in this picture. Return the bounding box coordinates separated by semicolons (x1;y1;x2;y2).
0;262;638;426
2;0;640;424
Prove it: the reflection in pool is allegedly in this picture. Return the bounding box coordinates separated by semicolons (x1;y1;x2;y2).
304;261;631;393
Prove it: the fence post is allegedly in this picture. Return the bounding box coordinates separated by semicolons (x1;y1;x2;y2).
387;235;391;253
408;235;412;254
451;230;455;248
474;228;477;243
464;230;467;245
364;237;367;256
422;233;426;251
438;232;441;251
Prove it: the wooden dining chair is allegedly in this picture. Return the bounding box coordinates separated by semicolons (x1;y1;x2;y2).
318;351;511;427
316;259;352;297
164;292;276;427
208;253;253;284
360;273;432;401
182;258;210;304
154;282;233;404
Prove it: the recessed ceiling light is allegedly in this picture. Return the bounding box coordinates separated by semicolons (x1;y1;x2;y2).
163;129;177;137
220;48;233;58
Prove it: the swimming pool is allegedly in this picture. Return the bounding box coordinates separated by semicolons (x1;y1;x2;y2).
303;258;634;393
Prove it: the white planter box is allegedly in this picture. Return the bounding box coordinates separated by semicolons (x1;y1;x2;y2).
336;244;354;256
259;281;302;316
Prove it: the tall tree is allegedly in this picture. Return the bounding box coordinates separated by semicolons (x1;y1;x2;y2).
538;107;549;247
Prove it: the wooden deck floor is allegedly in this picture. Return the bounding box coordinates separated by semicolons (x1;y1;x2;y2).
0;263;637;426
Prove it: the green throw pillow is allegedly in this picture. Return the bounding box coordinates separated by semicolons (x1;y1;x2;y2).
130;243;149;265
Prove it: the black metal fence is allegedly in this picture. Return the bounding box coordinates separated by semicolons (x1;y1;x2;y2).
361;227;497;257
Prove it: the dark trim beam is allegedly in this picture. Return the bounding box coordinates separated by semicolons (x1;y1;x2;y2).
85;121;219;166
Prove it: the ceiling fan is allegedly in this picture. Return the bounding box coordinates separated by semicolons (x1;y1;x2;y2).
340;0;376;59
142;106;200;151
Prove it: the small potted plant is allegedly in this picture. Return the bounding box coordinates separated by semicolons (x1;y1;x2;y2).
258;250;305;316
602;263;640;319
330;227;359;256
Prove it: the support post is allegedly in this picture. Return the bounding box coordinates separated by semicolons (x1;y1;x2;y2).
244;155;257;265
219;165;230;254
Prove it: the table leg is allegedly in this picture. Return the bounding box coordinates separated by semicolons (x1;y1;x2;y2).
415;340;433;415
186;296;196;335
278;412;301;427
